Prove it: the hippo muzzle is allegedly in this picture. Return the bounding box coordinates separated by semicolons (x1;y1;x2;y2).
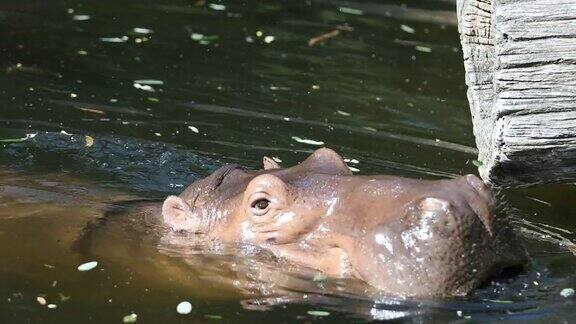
353;176;528;296
162;148;528;297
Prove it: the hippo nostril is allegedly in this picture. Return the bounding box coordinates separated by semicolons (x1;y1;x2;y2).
419;196;493;236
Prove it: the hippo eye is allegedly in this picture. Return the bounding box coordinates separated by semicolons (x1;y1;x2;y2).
251;198;270;213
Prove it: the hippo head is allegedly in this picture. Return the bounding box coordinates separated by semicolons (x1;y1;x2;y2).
162;148;528;297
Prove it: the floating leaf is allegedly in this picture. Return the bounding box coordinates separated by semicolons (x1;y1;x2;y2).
77;261;98;272
133;27;153;34
85;135;94;148
415;46;432;53
176;301;193;314
99;36;129;43
133;83;155;92
204;314;222;320
190;33;219;45
123;313;138;323
560;288;575;298
400;25;415;34
72;15;90;21
338;7;363;15
307;310;330;316
483;299;513;304
134;79;164;85
292;136;324;146
208;3;226;11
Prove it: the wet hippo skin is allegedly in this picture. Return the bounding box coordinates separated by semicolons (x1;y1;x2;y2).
162;148;528;297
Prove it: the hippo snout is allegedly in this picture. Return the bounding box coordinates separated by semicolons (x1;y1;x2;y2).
351;180;527;297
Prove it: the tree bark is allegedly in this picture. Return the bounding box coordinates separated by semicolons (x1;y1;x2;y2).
458;0;576;187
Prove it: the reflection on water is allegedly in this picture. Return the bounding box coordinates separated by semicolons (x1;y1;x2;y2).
1;0;575;322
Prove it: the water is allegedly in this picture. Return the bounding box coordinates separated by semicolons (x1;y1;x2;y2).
0;0;575;322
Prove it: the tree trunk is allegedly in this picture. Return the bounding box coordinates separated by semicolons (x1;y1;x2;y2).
457;0;576;187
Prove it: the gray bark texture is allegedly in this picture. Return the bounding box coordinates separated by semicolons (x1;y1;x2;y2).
457;0;576;187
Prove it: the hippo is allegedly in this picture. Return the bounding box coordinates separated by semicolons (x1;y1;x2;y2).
161;148;528;297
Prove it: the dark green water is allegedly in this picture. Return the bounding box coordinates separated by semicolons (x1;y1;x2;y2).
0;0;575;322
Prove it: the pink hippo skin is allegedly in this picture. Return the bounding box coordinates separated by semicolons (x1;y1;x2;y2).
162;148;528;297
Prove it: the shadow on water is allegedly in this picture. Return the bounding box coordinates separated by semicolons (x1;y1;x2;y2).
0;0;575;322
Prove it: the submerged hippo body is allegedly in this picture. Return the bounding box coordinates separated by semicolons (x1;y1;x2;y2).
162;148;528;297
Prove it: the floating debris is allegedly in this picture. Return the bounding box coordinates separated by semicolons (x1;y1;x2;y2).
188;126;199;133
338;7;363;15
47;304;57;309
133;27;153;34
134;79;164;85
204;314;222;320
484;299;514;304
415;46;432;53
85;135;94;148
307;310;330;317
560;288;575;298
336;110;351;116
36;296;47;305
344;158;359;164
311;84;320;90
176;301;193;314
123;313;138;323
133;83;155;92
77;261;98;272
272;156;282;163
99;36;129;43
269;85;291;91
308;29;340;47
208;3;226;11
77;50;88;55
348;166;360;172
526;196;552;206
154;133;162;137
400;25;415;34
264;35;275;43
292;136;324;146
72;15;91;21
78;107;105;114
190;33;219;45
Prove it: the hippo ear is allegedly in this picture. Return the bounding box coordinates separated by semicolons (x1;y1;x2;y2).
263;156;281;170
299;148;352;175
162;196;198;232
